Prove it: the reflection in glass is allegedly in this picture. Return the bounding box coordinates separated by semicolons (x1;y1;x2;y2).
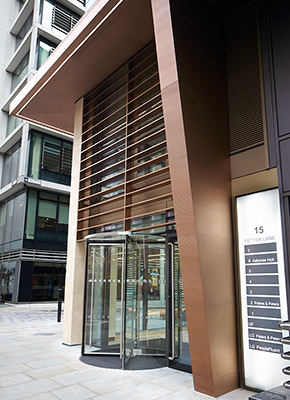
11;52;29;92
83;234;167;370
171;241;191;372
15;13;33;49
25;189;69;250
6;115;22;137
0;262;17;302
31;263;65;301
84;244;124;354
0;192;25;251
28;130;72;185
1;141;21;188
124;239;166;369
36;37;56;69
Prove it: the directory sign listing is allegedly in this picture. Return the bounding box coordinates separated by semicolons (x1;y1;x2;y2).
236;189;288;390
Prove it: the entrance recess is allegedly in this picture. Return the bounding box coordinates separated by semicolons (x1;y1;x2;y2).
82;232;191;371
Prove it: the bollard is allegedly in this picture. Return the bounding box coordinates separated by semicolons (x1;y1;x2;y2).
57;288;64;322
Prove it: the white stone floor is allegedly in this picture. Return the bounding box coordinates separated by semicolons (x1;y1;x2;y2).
0;302;255;400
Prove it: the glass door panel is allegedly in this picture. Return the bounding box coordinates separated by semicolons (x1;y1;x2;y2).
124;237;166;369
168;241;191;372
83;243;124;355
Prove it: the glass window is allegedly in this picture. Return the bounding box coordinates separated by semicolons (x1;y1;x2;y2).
11;52;29;92
18;0;25;9
40;0;54;28
61;142;73;176
25;189;37;240
6;115;21;137
28;132;42;179
25;189;70;250
4;200;14;244
85;0;95;10
36;37;56;69
28;131;72;185
0;192;25;249
37;198;57;240
11;194;26;242
131;212;167;230
58;202;69;241
15;12;33;49
31;263;65;301
1;261;17;302
42;136;62;173
0;203;7;244
2;141;21;188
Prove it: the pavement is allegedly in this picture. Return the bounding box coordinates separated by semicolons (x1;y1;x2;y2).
0;302;255;400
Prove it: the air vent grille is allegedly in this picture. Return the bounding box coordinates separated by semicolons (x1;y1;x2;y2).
226;3;264;154
0;249;67;263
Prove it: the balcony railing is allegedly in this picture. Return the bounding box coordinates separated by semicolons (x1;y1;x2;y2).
51;5;80;34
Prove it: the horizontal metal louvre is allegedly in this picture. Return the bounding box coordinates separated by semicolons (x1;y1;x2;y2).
226;3;264;154
0;249;67;263
42;139;72;176
61;144;73;175
42;140;61;172
78;43;174;239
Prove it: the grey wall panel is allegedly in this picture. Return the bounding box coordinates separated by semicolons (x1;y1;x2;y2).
280;138;290;192
269;1;290;136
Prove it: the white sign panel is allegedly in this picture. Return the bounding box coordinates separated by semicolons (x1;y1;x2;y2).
236;189;288;390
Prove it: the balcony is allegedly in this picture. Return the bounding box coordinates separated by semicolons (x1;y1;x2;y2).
51;5;80;34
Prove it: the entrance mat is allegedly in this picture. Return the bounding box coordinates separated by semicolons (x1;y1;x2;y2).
80;355;122;369
80;355;166;370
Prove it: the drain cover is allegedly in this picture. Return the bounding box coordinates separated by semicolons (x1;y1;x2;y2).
33;333;56;336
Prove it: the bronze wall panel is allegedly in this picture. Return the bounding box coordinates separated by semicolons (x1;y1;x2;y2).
152;0;238;396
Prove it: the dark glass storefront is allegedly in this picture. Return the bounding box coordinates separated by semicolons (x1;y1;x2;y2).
18;261;66;302
31;262;65;301
0;261;18;302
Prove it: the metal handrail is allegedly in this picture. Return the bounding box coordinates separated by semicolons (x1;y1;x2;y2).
168;242;175;361
120;245;125;359
51;5;80;34
89;249;96;347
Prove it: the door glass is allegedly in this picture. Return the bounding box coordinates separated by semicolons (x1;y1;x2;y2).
124;237;166;369
83;244;124;354
170;242;191;372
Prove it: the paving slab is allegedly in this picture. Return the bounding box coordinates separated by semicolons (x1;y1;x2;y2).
0;303;255;400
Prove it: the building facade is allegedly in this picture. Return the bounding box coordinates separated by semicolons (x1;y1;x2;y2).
0;0;85;302
10;0;290;397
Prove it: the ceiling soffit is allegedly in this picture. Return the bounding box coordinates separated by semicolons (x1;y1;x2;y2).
10;0;154;134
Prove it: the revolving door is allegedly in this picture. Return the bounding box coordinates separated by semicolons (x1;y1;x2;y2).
82;232;191;371
82;233;167;369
